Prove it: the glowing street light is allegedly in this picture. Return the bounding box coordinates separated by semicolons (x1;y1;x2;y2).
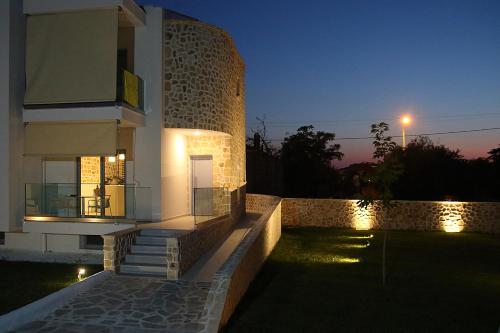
400;115;412;148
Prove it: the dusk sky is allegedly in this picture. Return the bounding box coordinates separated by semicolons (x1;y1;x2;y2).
139;0;500;166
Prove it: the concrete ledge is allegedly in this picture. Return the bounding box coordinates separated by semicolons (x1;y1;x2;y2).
0;270;111;333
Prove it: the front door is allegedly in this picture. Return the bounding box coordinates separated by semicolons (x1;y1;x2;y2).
191;156;213;215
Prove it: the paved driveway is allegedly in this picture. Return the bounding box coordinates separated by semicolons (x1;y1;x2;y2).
13;276;210;333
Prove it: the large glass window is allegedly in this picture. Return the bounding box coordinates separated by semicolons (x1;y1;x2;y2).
79;155;126;217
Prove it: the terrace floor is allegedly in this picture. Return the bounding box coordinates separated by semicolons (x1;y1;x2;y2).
139;215;217;231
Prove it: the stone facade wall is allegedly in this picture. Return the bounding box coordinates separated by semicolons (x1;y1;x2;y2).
201;195;282;332
282;199;500;234
163;19;246;192
102;228;140;272
80;157;100;184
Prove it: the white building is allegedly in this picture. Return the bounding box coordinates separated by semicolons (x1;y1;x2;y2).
0;0;246;260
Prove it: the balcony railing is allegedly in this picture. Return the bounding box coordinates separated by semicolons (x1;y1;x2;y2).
25;183;152;221
193;187;230;225
117;69;145;112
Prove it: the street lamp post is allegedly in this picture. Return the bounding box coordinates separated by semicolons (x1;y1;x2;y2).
400;115;412;148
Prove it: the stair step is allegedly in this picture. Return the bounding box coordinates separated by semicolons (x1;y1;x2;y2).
135;236;168;246
120;264;166;276
131;244;166;254
140;229;183;237
125;254;167;265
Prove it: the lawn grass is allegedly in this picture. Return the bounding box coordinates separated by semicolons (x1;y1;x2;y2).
0;261;102;315
225;228;500;333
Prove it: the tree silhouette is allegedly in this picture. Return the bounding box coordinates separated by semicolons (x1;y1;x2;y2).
358;122;403;208
281;126;343;198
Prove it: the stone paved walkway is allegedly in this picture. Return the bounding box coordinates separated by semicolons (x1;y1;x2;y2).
13;276;210;333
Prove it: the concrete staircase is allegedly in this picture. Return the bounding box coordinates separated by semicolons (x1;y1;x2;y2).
119;229;177;277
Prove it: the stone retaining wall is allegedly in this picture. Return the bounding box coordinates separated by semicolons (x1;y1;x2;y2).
201;194;282;332
282;198;500;233
246;193;281;213
176;215;234;279
102;228;140;272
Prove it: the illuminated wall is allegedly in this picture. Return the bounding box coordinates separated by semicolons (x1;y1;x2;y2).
281;199;500;234
163;19;246;191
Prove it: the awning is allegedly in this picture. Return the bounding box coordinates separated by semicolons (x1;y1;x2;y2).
25;122;118;156
25;9;118;105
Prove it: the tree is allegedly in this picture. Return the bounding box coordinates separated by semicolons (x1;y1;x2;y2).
488;145;500;162
246;117;283;195
280;126;343;198
358;122;403;208
391;136;465;200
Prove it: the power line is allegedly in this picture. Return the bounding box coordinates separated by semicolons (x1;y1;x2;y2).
265;126;500;142
246;112;500;129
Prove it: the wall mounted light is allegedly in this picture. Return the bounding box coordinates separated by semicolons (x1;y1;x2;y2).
118;153;126;161
108;156;116;163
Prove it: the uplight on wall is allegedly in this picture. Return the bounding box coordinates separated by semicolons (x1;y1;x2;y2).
440;201;465;233
351;201;374;230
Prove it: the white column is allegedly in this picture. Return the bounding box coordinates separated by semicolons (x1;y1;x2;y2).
134;7;165;221
0;0;25;232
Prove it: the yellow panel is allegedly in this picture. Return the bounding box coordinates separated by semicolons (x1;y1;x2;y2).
123;70;139;108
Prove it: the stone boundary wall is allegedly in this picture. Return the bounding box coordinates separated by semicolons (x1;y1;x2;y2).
102;228;140;272
282;198;500;233
246;193;281;213
201;194;282;332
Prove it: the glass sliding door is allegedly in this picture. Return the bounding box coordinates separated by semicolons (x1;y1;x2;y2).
79;155;126;218
79;156;103;217
104;154;126;217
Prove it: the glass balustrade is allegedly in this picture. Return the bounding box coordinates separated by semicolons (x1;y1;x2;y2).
25;183;151;221
192;187;230;225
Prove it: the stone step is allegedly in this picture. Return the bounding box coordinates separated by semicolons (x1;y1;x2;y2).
125;254;167;265
120;264;166;276
140;229;181;237
131;244;166;255
135;236;168;246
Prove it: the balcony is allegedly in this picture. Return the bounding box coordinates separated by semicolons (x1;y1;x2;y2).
24;69;145;127
24;183;152;223
23;7;146;127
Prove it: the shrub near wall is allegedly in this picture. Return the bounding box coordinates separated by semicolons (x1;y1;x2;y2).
282;198;500;234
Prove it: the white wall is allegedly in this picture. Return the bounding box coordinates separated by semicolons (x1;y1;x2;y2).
134;7;164;221
162;130;189;219
0;0;26;232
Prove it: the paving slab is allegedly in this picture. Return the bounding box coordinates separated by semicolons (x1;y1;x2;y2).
12;276;210;333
